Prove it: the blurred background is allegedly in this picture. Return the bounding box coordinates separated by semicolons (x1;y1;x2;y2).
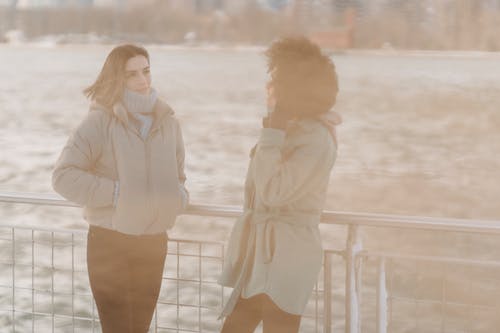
1;2;500;332
1;0;500;50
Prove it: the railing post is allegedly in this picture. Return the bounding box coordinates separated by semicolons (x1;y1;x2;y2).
376;257;388;333
346;224;362;333
32;230;35;333
11;228;16;333
71;233;75;333
323;252;332;333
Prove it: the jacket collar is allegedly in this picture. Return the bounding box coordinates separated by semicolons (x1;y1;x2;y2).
90;98;174;133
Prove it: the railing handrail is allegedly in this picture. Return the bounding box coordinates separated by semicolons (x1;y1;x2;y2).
1;190;500;234
3;190;500;333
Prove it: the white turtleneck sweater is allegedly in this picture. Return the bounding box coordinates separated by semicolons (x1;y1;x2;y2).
122;88;158;140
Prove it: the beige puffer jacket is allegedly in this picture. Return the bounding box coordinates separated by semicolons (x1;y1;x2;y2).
52;99;188;235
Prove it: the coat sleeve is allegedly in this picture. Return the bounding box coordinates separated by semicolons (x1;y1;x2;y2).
252;127;334;207
175;119;189;210
52;110;115;208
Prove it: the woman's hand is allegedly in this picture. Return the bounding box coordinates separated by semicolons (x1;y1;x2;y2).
262;82;290;130
265;110;289;130
266;81;276;112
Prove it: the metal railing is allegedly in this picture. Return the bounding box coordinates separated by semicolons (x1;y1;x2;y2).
2;191;500;333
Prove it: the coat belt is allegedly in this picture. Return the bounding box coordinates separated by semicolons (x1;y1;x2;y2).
250;211;320;263
220;210;320;318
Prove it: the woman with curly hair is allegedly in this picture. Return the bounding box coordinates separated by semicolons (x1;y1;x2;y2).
219;36;341;333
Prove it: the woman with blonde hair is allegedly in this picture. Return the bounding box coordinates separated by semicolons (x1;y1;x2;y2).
52;44;188;332
219;36;341;333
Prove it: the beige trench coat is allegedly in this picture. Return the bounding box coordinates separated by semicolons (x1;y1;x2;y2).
219;118;337;316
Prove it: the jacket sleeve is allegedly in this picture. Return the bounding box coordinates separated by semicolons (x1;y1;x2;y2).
52;110;115;208
252;127;334;207
175;119;189;210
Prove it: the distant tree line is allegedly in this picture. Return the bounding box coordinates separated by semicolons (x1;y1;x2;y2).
0;0;499;50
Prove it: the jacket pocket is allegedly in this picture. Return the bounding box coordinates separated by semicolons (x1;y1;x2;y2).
111;183;152;234
154;184;183;230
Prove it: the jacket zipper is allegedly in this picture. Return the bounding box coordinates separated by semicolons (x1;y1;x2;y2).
145;136;153;222
145;128;162;231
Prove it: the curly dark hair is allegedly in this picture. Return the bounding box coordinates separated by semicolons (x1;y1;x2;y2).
265;36;338;117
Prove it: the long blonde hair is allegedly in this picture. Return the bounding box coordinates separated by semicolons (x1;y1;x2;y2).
84;44;150;109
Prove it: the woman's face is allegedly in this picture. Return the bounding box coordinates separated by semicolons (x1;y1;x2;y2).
266;68;277;111
266;80;276;112
124;55;151;95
